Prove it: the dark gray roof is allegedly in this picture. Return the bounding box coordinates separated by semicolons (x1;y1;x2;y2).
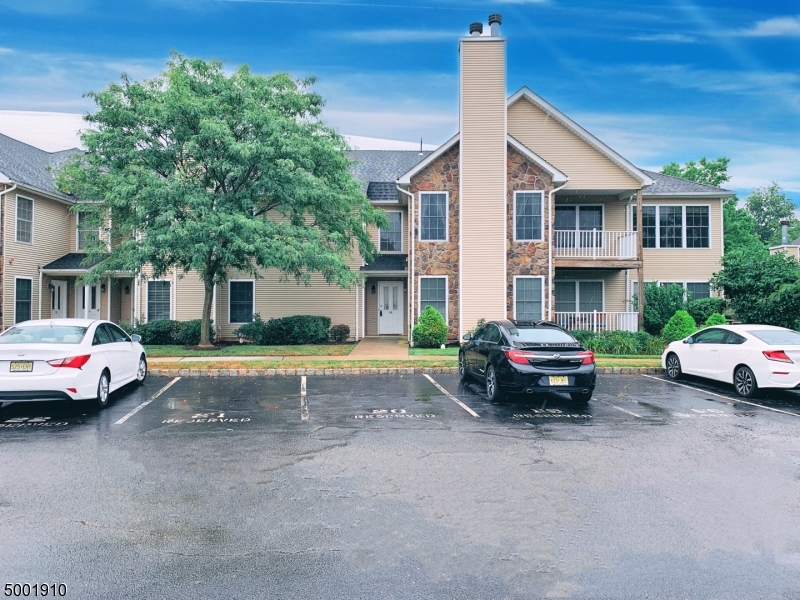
42;253;101;271
642;169;733;195
360;254;408;272
366;182;398;202
348;150;431;188
0;133;81;201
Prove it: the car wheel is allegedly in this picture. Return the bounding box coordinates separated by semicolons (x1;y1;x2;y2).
665;353;682;380
135;355;148;386
459;352;470;382
96;371;110;409
570;389;593;403
485;365;506;402
734;366;758;398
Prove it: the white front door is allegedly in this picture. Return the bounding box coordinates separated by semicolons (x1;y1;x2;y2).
50;280;67;319
76;283;101;319
378;282;403;335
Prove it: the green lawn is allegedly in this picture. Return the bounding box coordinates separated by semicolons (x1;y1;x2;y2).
144;344;355;357
409;347;460;356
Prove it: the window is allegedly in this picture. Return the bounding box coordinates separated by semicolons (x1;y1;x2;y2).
483;325;502;344
686;207;710;248
419;277;447;320
14;279;32;323
659;206;683;248
380;211;402;252
555;205;603;247
637;206;657;248
104;324;131;343
77;212;100;251
229;281;254;324
635;205;710;249
147;281;171;322
93;326;112;346
514;192;543;241
555;281;603;313
686;282;711;301
514;277;543;320
420;193;447;241
16;196;33;244
692;328;727;344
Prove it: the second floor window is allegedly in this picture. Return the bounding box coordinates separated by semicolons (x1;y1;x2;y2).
380;211;402;252
635;205;709;249
515;192;543;241
77;212;100;251
16;196;33;244
420;193;447;241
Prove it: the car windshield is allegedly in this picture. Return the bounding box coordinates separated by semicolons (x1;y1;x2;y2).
746;329;800;345
0;325;88;344
507;326;577;344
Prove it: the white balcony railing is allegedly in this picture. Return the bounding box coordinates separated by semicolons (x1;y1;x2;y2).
553;230;638;260
555;311;638;333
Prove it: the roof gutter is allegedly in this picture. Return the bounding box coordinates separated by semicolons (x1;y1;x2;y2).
397;185;415;345
548;180;569;321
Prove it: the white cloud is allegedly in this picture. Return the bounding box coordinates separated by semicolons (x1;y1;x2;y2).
345;135;438;150
0;111;88;151
631;33;697;43
333;28;457;43
0;47;13;55
737;16;800;38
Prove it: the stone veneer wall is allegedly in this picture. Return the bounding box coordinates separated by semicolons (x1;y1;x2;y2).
506;147;553;320
410;144;460;340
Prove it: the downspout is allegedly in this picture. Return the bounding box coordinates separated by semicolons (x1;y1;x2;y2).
396;185;414;344
38;268;43;319
0;184;18;329
354;283;359;341
548;181;568;321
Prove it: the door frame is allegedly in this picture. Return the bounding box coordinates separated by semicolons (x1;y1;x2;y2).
50;280;67;319
75;282;101;319
377;280;404;335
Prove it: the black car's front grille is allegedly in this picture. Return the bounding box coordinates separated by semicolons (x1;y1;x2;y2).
528;358;583;370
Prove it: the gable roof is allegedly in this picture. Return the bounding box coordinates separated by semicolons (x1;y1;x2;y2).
507;88;654;188
348;150;432;190
0;133;81;202
641;170;735;196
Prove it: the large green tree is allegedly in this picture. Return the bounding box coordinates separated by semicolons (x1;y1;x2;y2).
662;157;731;187
744;182;796;245
58;53;386;346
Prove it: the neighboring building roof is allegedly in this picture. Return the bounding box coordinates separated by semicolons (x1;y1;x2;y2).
360;254;408;272
396;133;459;185
366;182;398;202
348;150;431;189
641;170;735;196
41;253;100;271
0;133;81;201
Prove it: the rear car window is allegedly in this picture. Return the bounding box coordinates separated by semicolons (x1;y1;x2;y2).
0;325;88;344
507;326;577;344
746;329;800;345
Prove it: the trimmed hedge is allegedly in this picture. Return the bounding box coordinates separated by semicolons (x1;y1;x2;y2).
704;312;727;326
412;306;447;348
234;314;332;345
572;329;666;356
662;310;698;343
687;297;727;325
329;324;351;343
120;319;215;346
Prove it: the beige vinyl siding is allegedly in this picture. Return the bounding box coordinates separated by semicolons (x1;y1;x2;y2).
508;99;641;191
554;269;627;312
770;246;800;260
367;206;408;253
68;211;77;252
215;269;357;340
119;278;133;324
175;270;207;322
2;191;72;327
459;38;507;335
110;279;123;322
641;197;722;283
364;277;407;336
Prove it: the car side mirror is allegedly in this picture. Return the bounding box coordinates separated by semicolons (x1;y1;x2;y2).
130;334;141;343
462;333;472;341
684;337;693;344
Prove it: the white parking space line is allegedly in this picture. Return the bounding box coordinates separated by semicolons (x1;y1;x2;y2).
114;377;182;425
593;397;642;418
642;374;800;418
300;375;309;421
423;374;480;418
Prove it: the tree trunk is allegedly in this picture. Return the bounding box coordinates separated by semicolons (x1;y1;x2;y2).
199;277;215;348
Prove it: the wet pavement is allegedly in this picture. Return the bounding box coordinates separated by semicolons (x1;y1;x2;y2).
1;373;800;599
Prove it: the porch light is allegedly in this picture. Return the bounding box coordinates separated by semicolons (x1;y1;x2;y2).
371;284;376;294
124;285;130;295
100;283;106;292
48;282;55;292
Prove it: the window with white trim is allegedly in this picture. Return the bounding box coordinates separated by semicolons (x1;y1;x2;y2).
77;212;100;251
634;205;710;249
16;196;33;243
380;211;402;252
555;281;603;313
420;193;447;241
229;281;254;323
514;191;543;240
515;277;543;320
147;281;171;322
419;277;447;320
686;282;711;301
15;278;32;323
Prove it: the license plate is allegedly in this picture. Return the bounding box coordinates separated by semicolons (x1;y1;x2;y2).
10;361;33;372
549;376;569;386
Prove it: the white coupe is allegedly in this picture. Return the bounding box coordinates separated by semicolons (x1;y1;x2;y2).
0;319;147;408
662;324;800;398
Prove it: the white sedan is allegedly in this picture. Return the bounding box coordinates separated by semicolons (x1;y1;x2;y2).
0;319;147;409
662;324;800;398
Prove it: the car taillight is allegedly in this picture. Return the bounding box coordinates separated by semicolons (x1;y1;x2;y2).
48;354;91;369
577;351;595;365
763;350;793;363
505;350;534;364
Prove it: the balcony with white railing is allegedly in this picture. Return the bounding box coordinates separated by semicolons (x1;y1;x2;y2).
553;230;638;261
555;311;638;333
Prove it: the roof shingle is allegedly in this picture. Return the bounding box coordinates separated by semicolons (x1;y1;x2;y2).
642;169;733;195
0;133;81;201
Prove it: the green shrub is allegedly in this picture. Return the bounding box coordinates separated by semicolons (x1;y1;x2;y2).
412;306;448;348
570;329;664;355
234;314;332;345
687;297;727;325
329;324;350;343
233;314;269;345
644;282;687;335
570;330;597;347
704;312;727;326
120;319;180;344
175;319;216;346
662;310;697;343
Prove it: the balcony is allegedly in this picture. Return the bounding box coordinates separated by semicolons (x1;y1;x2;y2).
555;311;638;333
553;230;639;268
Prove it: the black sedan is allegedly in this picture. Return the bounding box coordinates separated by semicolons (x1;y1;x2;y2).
459;320;596;403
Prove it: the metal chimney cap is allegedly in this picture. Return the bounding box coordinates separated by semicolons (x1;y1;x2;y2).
488;13;502;25
469;22;483;35
780;219;791;226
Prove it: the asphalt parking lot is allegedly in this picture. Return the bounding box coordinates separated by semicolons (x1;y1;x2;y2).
2;373;800;599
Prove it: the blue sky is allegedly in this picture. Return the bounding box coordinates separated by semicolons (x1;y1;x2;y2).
0;0;798;201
